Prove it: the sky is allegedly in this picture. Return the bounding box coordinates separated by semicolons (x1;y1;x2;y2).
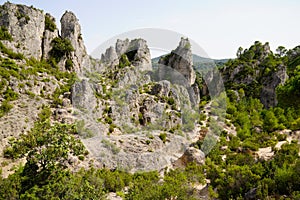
2;0;300;59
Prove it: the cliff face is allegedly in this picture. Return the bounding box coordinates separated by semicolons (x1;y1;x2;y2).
0;2;45;58
0;2;90;74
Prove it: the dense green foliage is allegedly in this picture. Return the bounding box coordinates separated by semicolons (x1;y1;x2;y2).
44;15;56;32
204;94;300;199
49;37;74;63
221;41;283;99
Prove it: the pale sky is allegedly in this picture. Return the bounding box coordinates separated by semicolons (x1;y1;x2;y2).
2;0;300;59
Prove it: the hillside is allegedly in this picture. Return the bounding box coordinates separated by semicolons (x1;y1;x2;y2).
0;2;299;200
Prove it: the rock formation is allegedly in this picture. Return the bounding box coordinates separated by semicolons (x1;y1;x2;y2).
260;64;288;107
100;38;152;71
61;11;91;74
0;3;90;74
101;46;119;67
159;37;196;85
157;37;200;105
0;2;45;58
0;2;205;173
221;42;288;108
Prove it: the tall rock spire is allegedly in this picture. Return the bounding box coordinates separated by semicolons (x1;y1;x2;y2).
159;37;196;85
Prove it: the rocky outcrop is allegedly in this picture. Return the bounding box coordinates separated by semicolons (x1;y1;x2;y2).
0;2;45;58
101;46;119;67
175;147;205;166
0;3;90;74
156;38;200;105
101;38;152;71
60;11;91;74
260;64;288;108
159;38;196;85
221;42;288;108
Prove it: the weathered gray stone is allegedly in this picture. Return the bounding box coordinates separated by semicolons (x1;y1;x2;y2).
101;46;119;67
71;79;97;111
61;11;91;74
260;64;288;108
115;38;152;71
159;38;196;85
0;2;45;58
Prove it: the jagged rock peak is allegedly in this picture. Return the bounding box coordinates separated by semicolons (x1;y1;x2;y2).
102;38;152;71
159;37;195;85
60;11;79;39
60;11;90;74
173;37;192;61
0;2;45;58
115;38;130;56
101;46;119;67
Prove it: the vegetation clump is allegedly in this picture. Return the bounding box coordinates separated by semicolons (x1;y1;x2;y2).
44;14;56;32
49;37;74;63
0;26;13;41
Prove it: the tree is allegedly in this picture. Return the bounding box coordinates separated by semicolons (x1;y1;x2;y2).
236;46;243;58
276;46;287;57
3;107;86;190
263;110;278;132
49;37;74;62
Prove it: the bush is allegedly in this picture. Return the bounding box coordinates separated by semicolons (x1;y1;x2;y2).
45;15;56;32
0;26;13;41
3;87;18;101
0;100;13;118
65;59;73;70
109;123;116;133
49;37;74;62
159;132;167;143
118;54;130;68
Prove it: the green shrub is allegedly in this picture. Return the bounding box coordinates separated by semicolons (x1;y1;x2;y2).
0;100;13;117
49;37;74;62
65;59;73;70
167;97;175;105
109;123;116;133
0;26;13;41
105;116;113;124
118;54;130;68
78;155;85;161
159;132;167;143
3;87;18;101
45;15;56;32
